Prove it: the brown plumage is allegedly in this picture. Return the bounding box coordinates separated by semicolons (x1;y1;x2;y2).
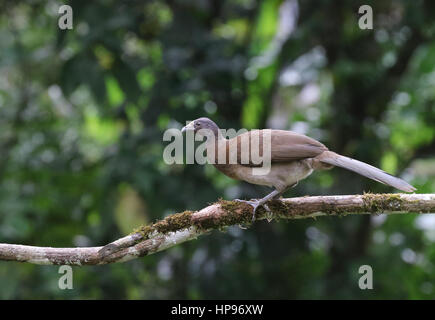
182;117;416;221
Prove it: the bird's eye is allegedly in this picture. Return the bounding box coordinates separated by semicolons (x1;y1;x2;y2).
195;122;200;127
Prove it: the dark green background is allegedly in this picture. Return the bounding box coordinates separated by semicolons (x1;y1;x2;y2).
0;0;434;299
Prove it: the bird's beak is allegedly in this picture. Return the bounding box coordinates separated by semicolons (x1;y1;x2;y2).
181;121;195;133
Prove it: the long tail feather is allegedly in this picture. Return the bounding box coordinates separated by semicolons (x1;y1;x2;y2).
318;151;416;192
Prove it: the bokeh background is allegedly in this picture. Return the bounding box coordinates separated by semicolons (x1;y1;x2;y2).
1;0;435;299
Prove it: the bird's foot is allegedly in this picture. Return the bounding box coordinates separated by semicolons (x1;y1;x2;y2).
234;199;272;223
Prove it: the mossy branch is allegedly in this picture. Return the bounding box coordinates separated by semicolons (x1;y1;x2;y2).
1;193;435;265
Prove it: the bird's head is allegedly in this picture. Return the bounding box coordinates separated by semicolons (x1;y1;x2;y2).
182;117;221;139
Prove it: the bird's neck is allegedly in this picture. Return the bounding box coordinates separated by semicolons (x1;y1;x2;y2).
204;129;225;144
204;131;227;164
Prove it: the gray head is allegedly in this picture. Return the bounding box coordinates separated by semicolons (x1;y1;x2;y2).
182;117;221;139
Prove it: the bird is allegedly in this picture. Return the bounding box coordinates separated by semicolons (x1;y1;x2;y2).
181;117;416;221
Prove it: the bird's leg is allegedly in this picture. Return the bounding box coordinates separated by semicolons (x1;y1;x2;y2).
235;182;299;222
235;189;282;222
272;182;298;200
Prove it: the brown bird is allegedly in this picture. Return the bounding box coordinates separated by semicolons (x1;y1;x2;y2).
182;117;416;221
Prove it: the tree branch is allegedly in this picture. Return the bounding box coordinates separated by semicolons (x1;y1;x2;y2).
1;193;434;266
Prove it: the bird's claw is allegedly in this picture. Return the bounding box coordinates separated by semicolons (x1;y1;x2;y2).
234;199;272;223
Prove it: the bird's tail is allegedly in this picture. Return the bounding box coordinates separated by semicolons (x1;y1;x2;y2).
318;151;416;192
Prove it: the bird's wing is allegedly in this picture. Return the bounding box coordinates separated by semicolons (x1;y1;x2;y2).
268;130;328;161
221;130;328;166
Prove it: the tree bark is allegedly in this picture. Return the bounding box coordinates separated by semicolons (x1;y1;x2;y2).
1;193;434;265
